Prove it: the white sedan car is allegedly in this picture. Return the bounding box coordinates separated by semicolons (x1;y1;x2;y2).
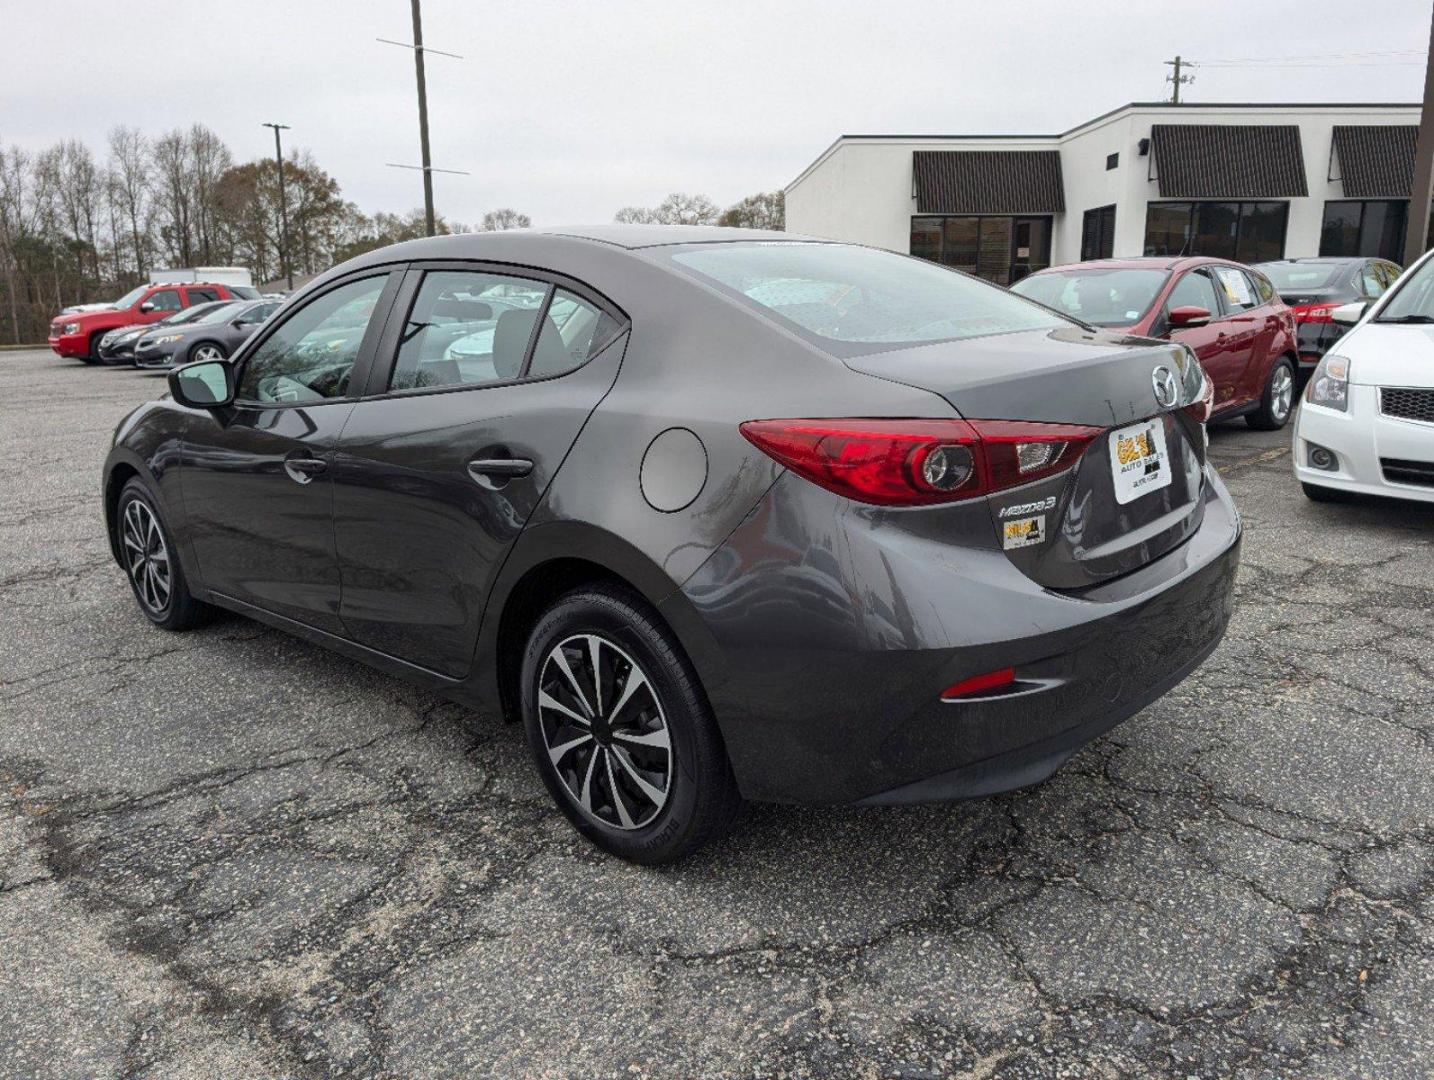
1294;247;1434;504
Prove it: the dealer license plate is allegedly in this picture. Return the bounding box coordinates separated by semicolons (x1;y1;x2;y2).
1109;419;1172;505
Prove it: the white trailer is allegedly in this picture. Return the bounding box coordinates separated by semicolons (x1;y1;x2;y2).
148;266;254;287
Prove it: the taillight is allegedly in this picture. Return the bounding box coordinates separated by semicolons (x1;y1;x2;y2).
738;418;1102;507
1183;368;1215;425
1292;303;1338;323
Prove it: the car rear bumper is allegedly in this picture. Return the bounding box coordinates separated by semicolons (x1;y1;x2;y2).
1296;320;1346;365
1293;388;1434;503
676;465;1242;804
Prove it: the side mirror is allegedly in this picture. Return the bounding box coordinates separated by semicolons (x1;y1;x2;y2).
1168;305;1212;328
1331;301;1366;326
139;301;155;314
168;359;234;409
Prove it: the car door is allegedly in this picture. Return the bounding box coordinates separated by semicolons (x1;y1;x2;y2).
330;263;627;677
140;288;183;325
1164;267;1241;405
1207;266;1263;407
179;271;403;632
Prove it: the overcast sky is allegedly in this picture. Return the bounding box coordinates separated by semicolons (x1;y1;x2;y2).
4;0;1430;226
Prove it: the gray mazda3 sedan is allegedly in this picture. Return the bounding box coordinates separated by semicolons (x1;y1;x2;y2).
101;226;1240;863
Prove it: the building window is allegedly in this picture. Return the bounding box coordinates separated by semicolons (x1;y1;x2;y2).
1319;200;1433;262
909;215;1052;285
1081;205;1117;260
1106;152;1119;171
1143;201;1288;263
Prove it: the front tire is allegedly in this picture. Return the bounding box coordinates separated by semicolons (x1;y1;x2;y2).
116;478;212;631
520;585;741;864
188;341;227;364
1247;356;1295;430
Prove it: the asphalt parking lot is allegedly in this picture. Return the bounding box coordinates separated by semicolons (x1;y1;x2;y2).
0;347;1430;1079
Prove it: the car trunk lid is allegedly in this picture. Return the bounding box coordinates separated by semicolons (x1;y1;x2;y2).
844;326;1208;589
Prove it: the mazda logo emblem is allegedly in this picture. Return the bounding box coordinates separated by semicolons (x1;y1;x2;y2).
1151;366;1180;409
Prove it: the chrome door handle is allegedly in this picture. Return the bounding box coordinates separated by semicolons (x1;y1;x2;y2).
283;457;328;484
467;457;533;480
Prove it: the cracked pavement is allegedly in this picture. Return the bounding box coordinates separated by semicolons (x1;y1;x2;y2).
0;348;1430;1079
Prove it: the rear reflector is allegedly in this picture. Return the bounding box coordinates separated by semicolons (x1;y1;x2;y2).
739;418;1102;507
941;667;1016;700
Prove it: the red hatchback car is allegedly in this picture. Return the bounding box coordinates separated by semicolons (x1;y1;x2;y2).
1011;256;1299;430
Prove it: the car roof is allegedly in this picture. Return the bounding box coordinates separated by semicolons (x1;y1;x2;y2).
1029;255;1229;274
534;224;802;249
1252;256;1376;266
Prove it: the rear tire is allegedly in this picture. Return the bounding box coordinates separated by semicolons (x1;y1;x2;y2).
520;584;741;864
116;478;213;631
1247;356;1296;430
1302;481;1356;504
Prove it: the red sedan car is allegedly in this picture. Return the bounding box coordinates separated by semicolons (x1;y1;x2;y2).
1011;256;1299;430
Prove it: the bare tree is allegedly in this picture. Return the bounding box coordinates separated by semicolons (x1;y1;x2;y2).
718;190;784;231
188;124;230;264
614;193;719;226
480;208;531;231
613;205;659;224
107;126;150;277
152;129;195;267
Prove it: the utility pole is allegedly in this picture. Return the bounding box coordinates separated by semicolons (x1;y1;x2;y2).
410;0;435;235
378;2;466;237
261;122;293;290
1165;55;1195;104
1405;5;1434;266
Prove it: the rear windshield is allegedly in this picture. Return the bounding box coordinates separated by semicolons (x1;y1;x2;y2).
1010;268;1168;327
1257;262;1344;291
668;242;1064;356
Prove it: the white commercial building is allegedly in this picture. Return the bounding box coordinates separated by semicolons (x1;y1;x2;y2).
785;102;1423;284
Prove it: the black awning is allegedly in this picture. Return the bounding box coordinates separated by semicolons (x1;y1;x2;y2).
912;150;1065;215
1333;125;1417;198
1150;124;1308;199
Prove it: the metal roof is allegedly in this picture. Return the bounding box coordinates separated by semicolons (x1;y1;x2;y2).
1150;124;1308;199
912;150;1065;215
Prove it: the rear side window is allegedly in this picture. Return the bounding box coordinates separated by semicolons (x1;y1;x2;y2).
1360;263;1385;298
187;288;220;304
1213;267;1258;312
670;242;1064;357
388;270;550;392
1251;272;1275;303
528;289;622;378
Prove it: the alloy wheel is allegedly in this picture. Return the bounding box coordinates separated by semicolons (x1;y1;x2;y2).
192;344;224;363
537;633;672;830
1271;365;1294;421
121;499;171;615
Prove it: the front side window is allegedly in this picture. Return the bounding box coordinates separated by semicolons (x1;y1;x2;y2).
147;289;182;312
388;270;551;392
672;242;1065;356
237;274;389;404
1010;267;1167;327
1167;268;1221;317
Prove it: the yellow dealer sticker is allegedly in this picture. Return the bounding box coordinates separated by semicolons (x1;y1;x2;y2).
1003;513;1047;550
